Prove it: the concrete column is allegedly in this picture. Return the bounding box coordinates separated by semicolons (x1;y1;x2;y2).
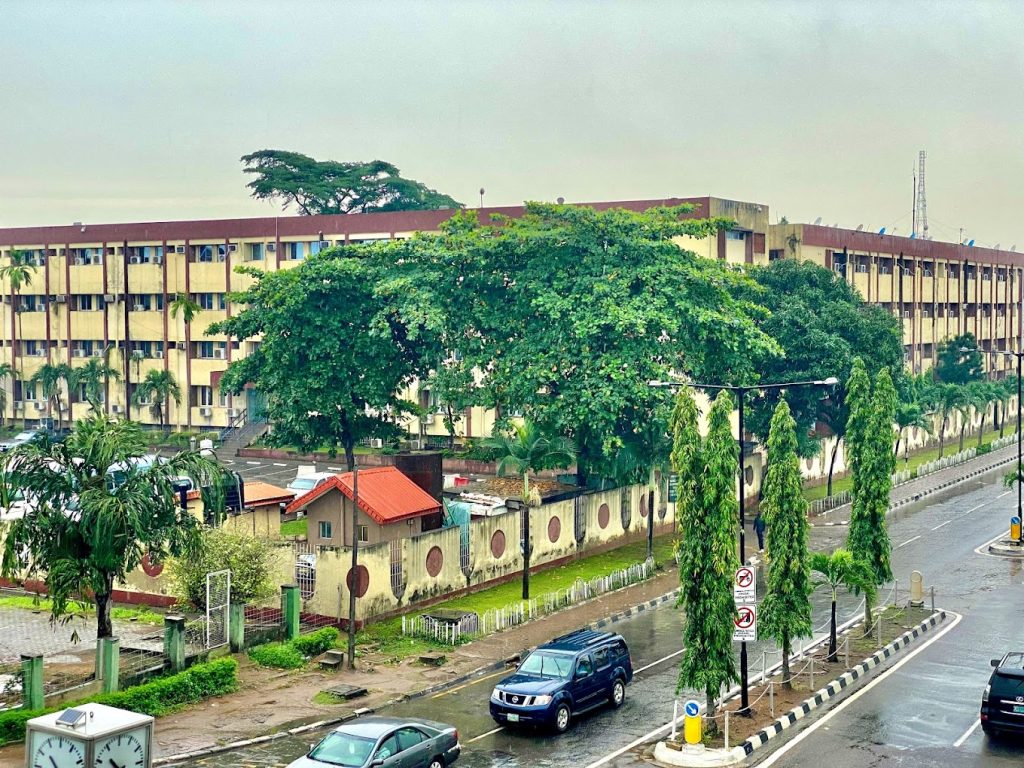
100;637;120;694
164;615;186;672
20;654;43;711
281;584;300;641
229;602;246;652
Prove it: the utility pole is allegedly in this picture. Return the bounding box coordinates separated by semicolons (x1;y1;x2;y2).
347;466;359;670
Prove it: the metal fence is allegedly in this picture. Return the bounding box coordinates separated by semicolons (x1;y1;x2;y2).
915;447;978;478
400;558;655;645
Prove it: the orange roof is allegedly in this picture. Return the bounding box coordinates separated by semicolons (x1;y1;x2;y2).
244;481;295;507
285;466;440;524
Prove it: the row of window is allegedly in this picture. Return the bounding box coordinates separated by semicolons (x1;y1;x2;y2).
14;340;231;359
318;520;369;543
9;381;230;408
9;293;227;312
836;260;1018;281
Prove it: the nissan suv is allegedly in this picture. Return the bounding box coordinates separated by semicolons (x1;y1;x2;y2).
489;629;633;733
981;651;1024;737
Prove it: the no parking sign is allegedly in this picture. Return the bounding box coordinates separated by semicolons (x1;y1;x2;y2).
733;604;757;642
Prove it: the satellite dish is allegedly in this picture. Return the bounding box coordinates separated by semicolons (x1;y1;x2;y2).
855;224;864;231
878;227;886;235
813;217;823;226
968;239;975;247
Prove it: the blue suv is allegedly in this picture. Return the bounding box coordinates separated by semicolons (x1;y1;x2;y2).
489;629;633;733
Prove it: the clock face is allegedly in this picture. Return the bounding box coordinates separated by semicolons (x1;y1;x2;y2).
32;734;85;768
93;728;148;768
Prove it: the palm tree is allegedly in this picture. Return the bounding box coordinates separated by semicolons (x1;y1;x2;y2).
72;356;122;411
133;369;181;430
894;379;934;466
0;362;15;429
484;421;576;598
0;250;38;399
169;294;200;429
927;382;964;458
31;363;73;432
971;380;997;449
810;549;873;662
0;413;222;638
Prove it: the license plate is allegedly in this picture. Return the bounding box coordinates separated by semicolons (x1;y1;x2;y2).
506;713;520;722
1013;705;1024;714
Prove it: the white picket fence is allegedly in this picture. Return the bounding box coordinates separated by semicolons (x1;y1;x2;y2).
401;559;655;645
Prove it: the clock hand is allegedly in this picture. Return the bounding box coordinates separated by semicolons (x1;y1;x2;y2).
49;757;59;768
109;759;124;768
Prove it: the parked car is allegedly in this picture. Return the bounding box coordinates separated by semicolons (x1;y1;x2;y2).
981;651;1024;737
490;629;633;733
286;715;460;768
0;430;44;452
287;470;336;498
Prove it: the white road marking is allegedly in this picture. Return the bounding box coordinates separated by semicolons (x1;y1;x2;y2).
328;466;343;471
466;727;503;743
974;528;1014;557
246;461;261;465
755;611;964;767
953;717;982;747
273;463;287;467
897;535;921;548
634;648;686;674
931;520;952;531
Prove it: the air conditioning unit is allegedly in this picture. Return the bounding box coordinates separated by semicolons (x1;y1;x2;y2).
408;440;422;450
213;348;226;360
226;407;238;418
33;349;46;357
111;404;123;414
176;342;187;350
72;349;85;358
199;406;212;417
152;350;164;359
228;244;238;252
13;401;23;411
133;304;145;312
55;295;66;304
59;403;68;412
319;240;330;248
91;349;102;357
33;402;44;412
370;438;384;449
107;246;117;255
103;293;115;303
152;255;163;265
175;245;185;254
216;252;226;262
128;256;141;265
267;242;277;252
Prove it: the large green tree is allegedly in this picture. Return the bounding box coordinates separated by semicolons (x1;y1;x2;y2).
483;421;576;599
240;150;461;215
379;203;780;486
211;250;436;470
933;333;984;385
846;365;897;627
672;389;739;713
758;399;813;689
0;414;222;638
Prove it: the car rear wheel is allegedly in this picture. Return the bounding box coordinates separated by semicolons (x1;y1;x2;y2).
611;679;625;708
428;758;445;768
554;703;572;733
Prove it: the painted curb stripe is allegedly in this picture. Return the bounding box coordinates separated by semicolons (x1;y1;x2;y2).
739;610;946;757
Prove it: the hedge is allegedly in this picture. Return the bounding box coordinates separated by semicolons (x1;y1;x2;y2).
290;627;340;657
249;627;340;669
0;657;238;746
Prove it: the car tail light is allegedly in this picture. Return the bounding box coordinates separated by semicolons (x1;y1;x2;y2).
454;729;459;742
983;684;991;703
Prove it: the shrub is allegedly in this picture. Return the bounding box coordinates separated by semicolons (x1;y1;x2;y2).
248;642;305;669
291;627;339;657
977;443;993;456
0;657;238;746
167;528;278;610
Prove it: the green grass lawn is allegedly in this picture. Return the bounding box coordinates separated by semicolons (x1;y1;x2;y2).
280;518;307;538
358;533;676;658
0;595;165;625
803;421;1017;502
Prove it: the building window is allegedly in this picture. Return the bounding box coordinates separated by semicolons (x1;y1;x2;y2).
248;243;264;261
725;230;745;241
284;242;305;261
15;295;41;312
71;248;102;266
193;293;225;311
17;381;38;401
358;524;369;543
193;386;213;407
768;249;784;262
319;521;333;540
22;340;41;357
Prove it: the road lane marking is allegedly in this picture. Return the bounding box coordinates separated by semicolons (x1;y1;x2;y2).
328;466;343;471
246;461;261;465
466;727;503;743
931;520;952;531
897;535;921;548
273;462;287;467
756;611;964;767
974;528;1014;557
953;717;981;747
634;648;686;674
431;669;507;699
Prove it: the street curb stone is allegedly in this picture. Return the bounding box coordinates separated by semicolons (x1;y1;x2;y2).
739;610;947;757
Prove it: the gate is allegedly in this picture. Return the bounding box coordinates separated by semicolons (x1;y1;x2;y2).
390;539;404;598
206;569;231;649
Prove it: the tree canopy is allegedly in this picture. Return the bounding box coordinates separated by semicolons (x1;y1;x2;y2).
241;150;462;215
933;333;984;385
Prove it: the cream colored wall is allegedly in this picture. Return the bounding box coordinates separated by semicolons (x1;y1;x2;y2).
402;525;465;604
222;506;280;538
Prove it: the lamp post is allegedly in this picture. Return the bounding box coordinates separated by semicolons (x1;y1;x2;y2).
962;346;1023;543
650;375;838;714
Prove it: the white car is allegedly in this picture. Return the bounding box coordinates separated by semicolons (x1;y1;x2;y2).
286;471;336;497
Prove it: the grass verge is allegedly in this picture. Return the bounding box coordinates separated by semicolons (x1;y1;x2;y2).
280;518;307;538
0;595;164;625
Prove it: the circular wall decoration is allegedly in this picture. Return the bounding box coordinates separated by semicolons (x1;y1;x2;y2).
345;565;370;598
598;503;610;529
745;466;755;486
425;546;444;577
490;530;506;558
639;495;648;518
547;516;561;543
620;493;631;530
141;553;163;578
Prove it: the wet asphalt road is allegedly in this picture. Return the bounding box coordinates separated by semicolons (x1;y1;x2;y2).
168;467;1024;768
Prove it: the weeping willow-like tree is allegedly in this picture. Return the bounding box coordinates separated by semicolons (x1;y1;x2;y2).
758;399;812;689
673;388;739;714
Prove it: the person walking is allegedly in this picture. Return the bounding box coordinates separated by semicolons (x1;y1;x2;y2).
753;511;766;552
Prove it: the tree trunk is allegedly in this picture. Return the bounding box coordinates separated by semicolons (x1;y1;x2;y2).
864;598;873;636
827;439;841;497
959;423;966;453
446;405;455;451
1000;401;1007;438
781;635;792;690
893;433;902;459
938;417;946;458
905;433;911;467
827;593;838;662
343;438;356;472
646;484;655;561
977;411;987;448
522;471;531;600
95;573;115;639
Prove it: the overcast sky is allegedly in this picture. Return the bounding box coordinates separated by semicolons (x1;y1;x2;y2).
2;0;1022;247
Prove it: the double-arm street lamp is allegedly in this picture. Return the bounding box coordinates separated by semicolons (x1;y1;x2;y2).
961;346;1023;543
650;375;838;714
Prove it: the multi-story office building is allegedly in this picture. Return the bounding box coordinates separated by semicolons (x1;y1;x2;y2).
0;197;767;431
769;223;1024;376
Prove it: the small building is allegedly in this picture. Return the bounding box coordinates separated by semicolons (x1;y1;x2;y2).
286;466;442;547
222;481;294;538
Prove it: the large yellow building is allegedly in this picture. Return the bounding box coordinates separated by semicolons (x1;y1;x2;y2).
1;197;1018;438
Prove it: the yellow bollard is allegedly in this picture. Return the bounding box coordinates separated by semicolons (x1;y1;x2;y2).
1011;516;1021;542
683;699;702;745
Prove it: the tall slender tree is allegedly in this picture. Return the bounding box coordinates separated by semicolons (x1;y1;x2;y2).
0;250;38;423
0;362;15;429
170;294;200;429
759;399;813;689
31;363;73;432
673;389;739;714
72;356;122;411
133;369;182;430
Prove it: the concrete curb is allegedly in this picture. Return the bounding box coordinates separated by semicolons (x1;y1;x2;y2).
739;610;947;758
988;540;1024;558
590;588;681;630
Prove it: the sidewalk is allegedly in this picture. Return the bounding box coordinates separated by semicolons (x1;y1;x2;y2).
136;568;680;760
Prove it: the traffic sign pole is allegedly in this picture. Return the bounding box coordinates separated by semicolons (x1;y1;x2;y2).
737;390;749;716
